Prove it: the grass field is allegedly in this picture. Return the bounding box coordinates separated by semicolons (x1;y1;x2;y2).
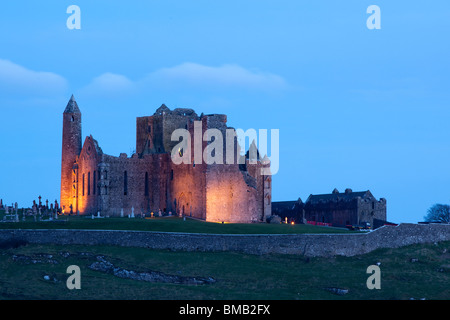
0;214;355;234
0;240;449;300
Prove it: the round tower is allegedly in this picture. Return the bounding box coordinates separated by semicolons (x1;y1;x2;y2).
60;95;82;214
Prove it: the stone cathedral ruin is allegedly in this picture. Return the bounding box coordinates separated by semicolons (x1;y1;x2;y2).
60;95;272;223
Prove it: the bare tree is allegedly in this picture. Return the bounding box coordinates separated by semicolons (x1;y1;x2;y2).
424;204;450;223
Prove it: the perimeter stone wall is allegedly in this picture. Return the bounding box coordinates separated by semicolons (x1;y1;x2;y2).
0;223;448;257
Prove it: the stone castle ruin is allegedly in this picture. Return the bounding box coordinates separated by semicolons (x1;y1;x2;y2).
60;96;272;223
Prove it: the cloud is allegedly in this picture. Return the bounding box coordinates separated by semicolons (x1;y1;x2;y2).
81;72;135;97
146;62;288;91
78;63;288;99
0;59;67;95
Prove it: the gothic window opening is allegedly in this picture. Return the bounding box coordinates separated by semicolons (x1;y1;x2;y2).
145;172;149;197
88;172;91;196
124;171;128;196
82;173;85;196
93;171;96;195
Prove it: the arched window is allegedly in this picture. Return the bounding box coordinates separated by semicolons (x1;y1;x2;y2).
93;171;96;195
124;171;128;195
88;172;91;196
82;173;85;196
145;172;149;197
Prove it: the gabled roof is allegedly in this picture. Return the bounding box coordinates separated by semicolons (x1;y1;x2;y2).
245;140;260;161
64;95;81;114
79;135;103;160
306;189;373;204
154;104;170;115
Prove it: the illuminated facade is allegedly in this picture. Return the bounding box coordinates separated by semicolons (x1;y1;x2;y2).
60;96;272;223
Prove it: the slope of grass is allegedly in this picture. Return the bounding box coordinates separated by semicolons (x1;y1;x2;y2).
0;215;354;234
0;240;448;300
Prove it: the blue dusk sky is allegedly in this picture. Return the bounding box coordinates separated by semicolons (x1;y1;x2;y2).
0;1;449;223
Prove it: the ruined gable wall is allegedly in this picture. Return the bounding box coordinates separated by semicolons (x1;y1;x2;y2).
76;136;100;215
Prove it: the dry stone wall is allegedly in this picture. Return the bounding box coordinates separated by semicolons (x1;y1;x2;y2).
0;223;448;257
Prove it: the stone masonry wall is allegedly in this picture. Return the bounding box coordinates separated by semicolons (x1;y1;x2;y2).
0;223;448;257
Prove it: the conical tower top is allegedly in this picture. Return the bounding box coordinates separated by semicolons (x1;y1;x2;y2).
64;94;81;114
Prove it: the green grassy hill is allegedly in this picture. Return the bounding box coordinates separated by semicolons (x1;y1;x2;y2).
0;215;354;234
0;239;448;300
